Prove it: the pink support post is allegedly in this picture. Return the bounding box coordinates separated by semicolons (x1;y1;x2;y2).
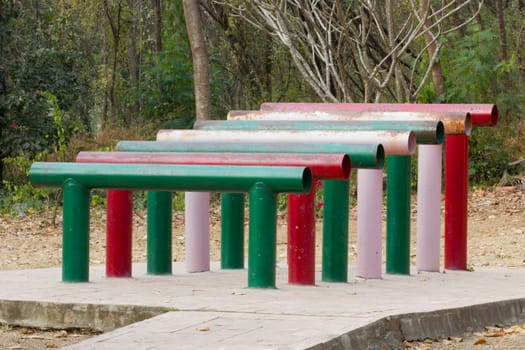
185;192;211;272
356;169;383;279
106;190;133;277
416;145;442;271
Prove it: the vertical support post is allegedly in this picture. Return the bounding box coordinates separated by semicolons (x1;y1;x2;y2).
356;169;383;279
287;187;316;285
147;191;172;274
62;179;90;282
445;135;469;270
248;183;277;288
386;155;411;275
185;192;210;272
416;144;442;271
221;193;245;269
106;190;133;277
322;180;349;282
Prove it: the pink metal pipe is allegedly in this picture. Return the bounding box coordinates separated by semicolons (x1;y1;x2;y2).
416;145;442;271
77;151;350;278
356;169;383;279
185;191;210;272
259;102;497;127
156;129;416;156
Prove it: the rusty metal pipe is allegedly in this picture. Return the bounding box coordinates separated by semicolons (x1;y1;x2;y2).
259;102;496;127
228;110;471;136
156;129;416;156
195;119;444;145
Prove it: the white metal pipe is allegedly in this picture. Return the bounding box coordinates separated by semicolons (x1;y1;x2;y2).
355;169;384;279
185;191;210;272
157;129;416;156
416;145;443;271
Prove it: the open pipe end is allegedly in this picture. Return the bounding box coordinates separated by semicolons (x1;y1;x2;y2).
464;113;473;136
341;154;351;178
436;121;445;144
302;167;313;194
376;144;385;169
407;131;417;155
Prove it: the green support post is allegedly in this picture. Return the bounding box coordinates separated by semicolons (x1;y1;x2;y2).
147;191;172;274
221;193;245;269
322;179;350;282
386;155;411;274
62;179;90;282
248;183;277;288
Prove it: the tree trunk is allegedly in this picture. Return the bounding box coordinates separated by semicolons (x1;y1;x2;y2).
420;0;445;98
182;0;211;121
126;0;141;123
495;0;508;61
151;0;163;53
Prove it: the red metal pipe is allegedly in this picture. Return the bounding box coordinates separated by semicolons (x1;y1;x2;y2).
444;135;469;269
288;189;316;284
106;190;133;277
77;151;350;283
259;103;498;126
77;151;351;180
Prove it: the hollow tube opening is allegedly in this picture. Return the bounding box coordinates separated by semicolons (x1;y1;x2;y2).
302;167;313;193
376;145;385;169
464;113;473;136
341;154;351;178
436;121;445;144
407;131;417;154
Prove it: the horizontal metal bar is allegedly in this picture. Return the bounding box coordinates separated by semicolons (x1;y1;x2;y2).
116;141;384;169
194;119;444;145
76;151;350;180
259;102;497;127
156;129;415;156
227;110;471;136
29;162;311;193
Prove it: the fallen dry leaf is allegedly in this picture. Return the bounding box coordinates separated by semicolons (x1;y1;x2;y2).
474;338;487;345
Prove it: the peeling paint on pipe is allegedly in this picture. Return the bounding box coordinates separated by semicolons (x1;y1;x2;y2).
228;110;471;136
259;102;497;127
156;129;416;156
195;119;444;145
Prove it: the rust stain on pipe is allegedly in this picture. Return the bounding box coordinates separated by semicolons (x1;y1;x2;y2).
227;110;471;136
156;129;416;155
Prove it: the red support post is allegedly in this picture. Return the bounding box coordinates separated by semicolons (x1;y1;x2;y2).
287;188;316;284
444;135;469;269
106;190;133;277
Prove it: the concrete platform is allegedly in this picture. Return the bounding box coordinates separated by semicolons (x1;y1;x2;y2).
2;263;525;349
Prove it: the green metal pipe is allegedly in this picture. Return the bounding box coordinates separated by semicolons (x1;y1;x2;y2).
221;193;245;269
62;179;90;282
29;163;311;194
147;192;173;274
116;141;384;169
386;155;411;275
248;183;277;288
194;119;444;145
322;179;350;282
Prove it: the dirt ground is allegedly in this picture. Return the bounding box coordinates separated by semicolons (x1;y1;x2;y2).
1;185;525;349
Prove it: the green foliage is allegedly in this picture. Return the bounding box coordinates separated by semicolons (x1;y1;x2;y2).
438;26;525;184
0;156;57;216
